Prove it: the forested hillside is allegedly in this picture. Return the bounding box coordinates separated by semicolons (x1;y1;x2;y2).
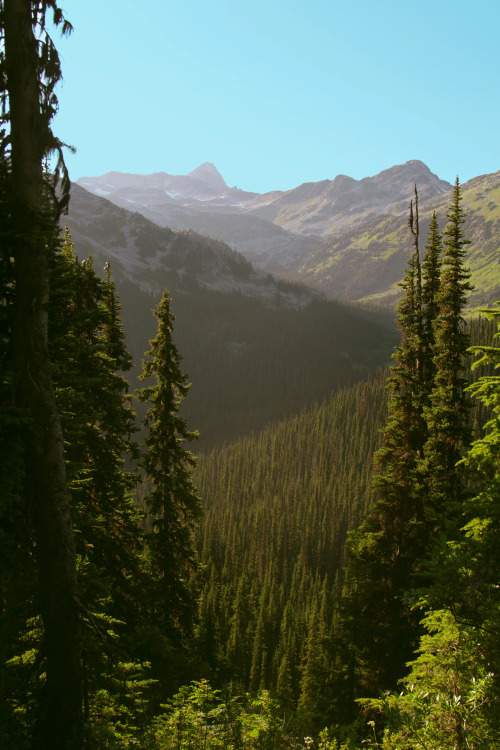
187;310;497;738
192;376;388;717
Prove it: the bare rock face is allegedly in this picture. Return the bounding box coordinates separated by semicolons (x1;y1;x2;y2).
187;162;228;193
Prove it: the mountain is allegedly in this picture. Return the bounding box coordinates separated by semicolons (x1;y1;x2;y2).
300;169;500;309
248;159;451;236
75;160;453;286
65;183;314;305
187;162;228;192
65;185;397;448
77;161;500;311
77;168;325;275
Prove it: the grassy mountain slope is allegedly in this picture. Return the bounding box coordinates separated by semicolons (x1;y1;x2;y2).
249;160;450;236
298;170;500;310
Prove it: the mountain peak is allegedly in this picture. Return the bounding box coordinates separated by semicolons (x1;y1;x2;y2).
187;162;227;193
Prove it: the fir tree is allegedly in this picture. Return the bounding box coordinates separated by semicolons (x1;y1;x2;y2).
420;212;442;389
422;178;473;533
138;291;202;646
342;190;431;699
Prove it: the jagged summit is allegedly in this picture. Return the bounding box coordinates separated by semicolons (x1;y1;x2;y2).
187;162;227;193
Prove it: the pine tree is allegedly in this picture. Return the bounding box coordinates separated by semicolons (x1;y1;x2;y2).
420;212;442;388
138;291;202;646
342;190;430;698
422;179;473;533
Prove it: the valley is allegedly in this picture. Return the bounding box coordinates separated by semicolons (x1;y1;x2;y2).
3;3;499;747
65;183;397;449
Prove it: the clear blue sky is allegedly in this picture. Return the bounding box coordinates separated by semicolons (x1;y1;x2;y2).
53;0;499;193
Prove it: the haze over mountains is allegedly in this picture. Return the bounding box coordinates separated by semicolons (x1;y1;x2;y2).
77;160;500;308
65;184;396;448
65;158;500;445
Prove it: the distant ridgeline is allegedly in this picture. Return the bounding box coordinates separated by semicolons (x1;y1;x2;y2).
76;163;500;311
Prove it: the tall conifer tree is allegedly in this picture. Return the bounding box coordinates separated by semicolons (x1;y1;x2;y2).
1;3;83;745
422;179;472;531
342;189;430;698
341;181;473;720
421;212;442;388
138;291;202;645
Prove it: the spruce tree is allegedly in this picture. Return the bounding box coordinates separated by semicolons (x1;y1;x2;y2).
422;179;473;534
138;291;202;646
342;190;430;698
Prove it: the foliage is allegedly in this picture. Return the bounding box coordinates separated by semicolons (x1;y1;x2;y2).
361;610;497;750
357;299;500;750
137;291;202;638
142;679;349;750
340;194;439;705
191;374;388;734
0;0;74;210
422;178;473;529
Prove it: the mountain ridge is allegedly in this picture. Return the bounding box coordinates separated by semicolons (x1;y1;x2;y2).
76;161;500;310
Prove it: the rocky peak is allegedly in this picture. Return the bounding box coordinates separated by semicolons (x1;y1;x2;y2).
187;162;228;193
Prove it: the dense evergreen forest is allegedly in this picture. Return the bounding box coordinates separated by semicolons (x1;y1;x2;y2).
1;3;499;749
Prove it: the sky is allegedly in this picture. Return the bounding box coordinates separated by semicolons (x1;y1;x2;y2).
53;0;500;194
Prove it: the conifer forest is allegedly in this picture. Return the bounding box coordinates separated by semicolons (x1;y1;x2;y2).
1;3;499;749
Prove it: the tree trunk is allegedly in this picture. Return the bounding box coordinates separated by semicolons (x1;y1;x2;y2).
4;1;83;747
